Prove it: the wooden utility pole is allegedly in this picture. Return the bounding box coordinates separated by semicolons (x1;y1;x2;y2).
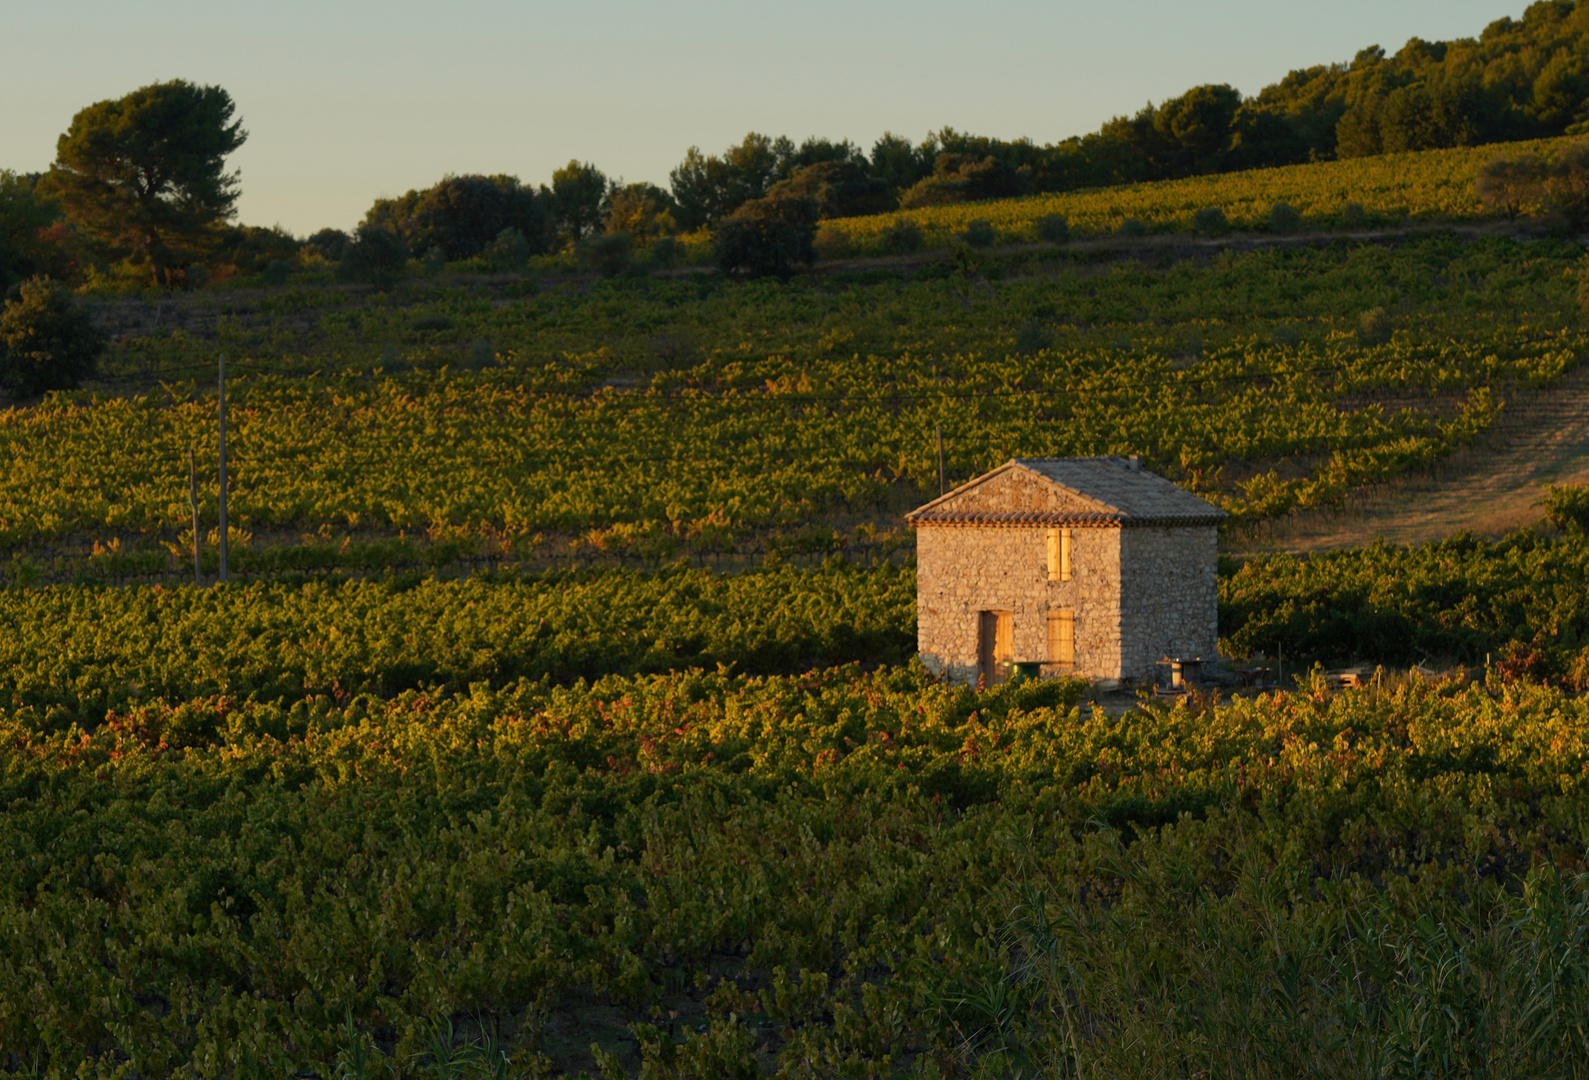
188;444;201;584
936;425;946;497
217;353;229;583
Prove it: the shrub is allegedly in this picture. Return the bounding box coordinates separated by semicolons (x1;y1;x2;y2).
578;232;635;278
468;339;495;369
0;276;107;398
1269;201;1300;233
1117;217;1148;238
1035;214;1070;243
301;228;348;263
1476;153;1544;220
898;153;1030;209
482;227;531;272
1542;140;1589;230
1540;484;1589;532
1341;201;1365;227
337;224;409;291
958;219;997;248
420;246;447;276
1357;307;1392;345
879;217;923;255
1271;323;1300;348
261;259;291;287
813;224;851;261
184;263;210;290
649;235;681;269
1191;207;1228;236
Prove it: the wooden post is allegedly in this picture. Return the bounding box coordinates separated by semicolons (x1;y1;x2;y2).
188;444;201;584
217;353;228;583
936;425;945;497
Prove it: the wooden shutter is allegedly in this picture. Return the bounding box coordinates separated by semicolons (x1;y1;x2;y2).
1047;529;1073;581
1048;610;1074;667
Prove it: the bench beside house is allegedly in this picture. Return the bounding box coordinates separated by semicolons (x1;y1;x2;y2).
906;456;1227;686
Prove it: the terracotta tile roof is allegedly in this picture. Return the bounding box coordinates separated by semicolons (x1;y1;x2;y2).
906;456;1228;527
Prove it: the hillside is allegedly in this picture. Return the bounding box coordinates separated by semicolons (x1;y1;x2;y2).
0;218;1572;586
9;124;1589;1075
825;136;1575;253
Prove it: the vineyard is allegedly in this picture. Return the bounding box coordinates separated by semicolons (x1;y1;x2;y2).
826;136;1576;253
4;623;1589;1076
4;232;1583;582
6;140;1589;1075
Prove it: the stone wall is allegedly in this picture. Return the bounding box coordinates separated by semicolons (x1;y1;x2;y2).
1118;526;1220;681
916;525;1122;683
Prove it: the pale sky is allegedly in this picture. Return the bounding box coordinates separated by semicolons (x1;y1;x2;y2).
5;1;1522;235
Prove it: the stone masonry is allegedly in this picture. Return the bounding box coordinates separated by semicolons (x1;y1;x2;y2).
907;457;1225;685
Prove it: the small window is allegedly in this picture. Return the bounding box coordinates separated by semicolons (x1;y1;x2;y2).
1047;610;1074;667
1046;528;1073;581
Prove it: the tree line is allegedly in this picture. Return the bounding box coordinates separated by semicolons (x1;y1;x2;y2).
8;2;1589;295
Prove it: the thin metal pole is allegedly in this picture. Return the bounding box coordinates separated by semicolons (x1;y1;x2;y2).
217;353;228;584
936;425;946;497
188;444;200;584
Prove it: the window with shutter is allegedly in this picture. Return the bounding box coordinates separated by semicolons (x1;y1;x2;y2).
1048;528;1072;581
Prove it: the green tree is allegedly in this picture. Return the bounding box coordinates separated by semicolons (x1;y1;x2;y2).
603;182;677;243
870;132;931;194
0;171;64;285
670;133;785;230
549;161;610;244
713;193;818;277
46;80;245;287
302;228;349;263
765;160;893;219
399;175;549;260
337;224;409;291
1152;83;1242;174
0;276;107;398
213;224;299;275
1530;48;1589;130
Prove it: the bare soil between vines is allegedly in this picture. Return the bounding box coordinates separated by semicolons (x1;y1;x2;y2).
1235;356;1589;554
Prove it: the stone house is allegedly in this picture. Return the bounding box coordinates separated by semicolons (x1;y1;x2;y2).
906;456;1226;685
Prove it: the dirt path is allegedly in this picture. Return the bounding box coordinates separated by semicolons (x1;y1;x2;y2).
1236;361;1589;554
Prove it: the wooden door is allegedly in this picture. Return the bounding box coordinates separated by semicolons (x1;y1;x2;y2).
979;610;1013;685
